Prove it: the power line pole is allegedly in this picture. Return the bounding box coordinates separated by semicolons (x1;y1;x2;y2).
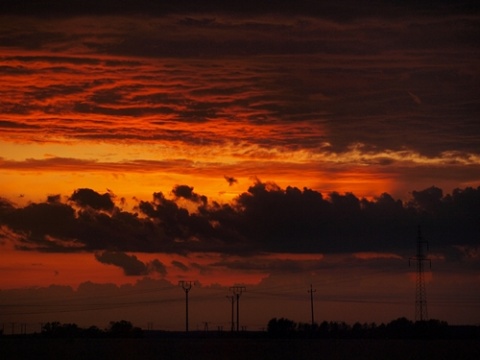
226;295;236;332
179;281;194;332
409;226;431;321
308;284;316;326
229;286;246;332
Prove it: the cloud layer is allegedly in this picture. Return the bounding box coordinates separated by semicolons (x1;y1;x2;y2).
1;5;479;156
0;2;479;206
1;183;478;259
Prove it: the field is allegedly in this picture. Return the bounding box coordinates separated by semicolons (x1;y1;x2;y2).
1;337;479;360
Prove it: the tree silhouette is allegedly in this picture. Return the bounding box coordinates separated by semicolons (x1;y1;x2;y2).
42;322;80;338
108;320;143;338
267;318;297;337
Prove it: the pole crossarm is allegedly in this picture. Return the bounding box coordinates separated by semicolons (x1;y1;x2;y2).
179;280;193;292
229;286;246;296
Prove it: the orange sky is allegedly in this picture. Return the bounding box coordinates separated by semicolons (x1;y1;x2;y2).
1;48;478;205
1;1;479;330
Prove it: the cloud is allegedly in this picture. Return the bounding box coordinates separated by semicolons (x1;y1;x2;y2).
409;186;443;213
146;259;167;276
0;120;39;129
1;0;475;20
47;194;62;203
171;260;189;272
1;201;78;250
94;251;167;276
0;157;197;174
224;176;238;186
172;185;207;204
1;183;479;258
1;11;478;155
70;188;115;211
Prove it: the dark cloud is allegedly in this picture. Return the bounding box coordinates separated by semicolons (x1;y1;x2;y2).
224;176;238;186
70;188;114;211
409;186;444;213
95;251;147;275
47;194;61;203
1;13;478;157
26;84;85;101
172;185;207;204
148;259;167;276
0;120;39;129
72;102;174;118
1;0;476;19
3;55;101;66
94;251;166;276
0;183;479;258
137;191;226;253
0;197;15;214
171;260;189;272
1;201;78;251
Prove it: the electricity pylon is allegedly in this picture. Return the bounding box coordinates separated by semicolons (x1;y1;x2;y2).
229;286;246;331
179;280;194;332
409;227;431;321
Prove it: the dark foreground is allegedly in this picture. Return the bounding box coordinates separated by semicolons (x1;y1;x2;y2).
2;337;479;360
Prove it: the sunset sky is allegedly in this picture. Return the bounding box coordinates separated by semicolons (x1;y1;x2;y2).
1;0;479;332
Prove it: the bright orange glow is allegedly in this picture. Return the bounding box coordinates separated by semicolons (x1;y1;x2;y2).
0;246;327;290
1;48;478;206
407;271;433;283
1;10;479;330
0;249;124;289
354;252;403;260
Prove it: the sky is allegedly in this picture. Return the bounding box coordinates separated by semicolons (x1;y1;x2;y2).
0;0;479;332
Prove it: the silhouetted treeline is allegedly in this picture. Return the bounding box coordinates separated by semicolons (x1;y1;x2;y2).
39;320;143;338
4;318;478;339
267;317;480;339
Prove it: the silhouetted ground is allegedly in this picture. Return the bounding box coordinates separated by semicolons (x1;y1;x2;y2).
1;336;479;360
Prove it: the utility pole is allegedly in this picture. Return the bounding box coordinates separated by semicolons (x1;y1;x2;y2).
409;226;431;321
179;281;194;332
226;295;236;332
229;286;246;331
308;284;316;326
